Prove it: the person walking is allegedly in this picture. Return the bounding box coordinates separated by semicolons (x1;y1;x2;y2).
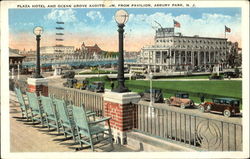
200;94;205;103
111;81;114;91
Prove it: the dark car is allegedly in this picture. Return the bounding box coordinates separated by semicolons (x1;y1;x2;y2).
61;71;75;79
63;78;77;88
87;81;105;93
209;73;224;80
140;89;164;103
167;92;195;108
224;71;238;78
199;98;240;117
131;74;145;80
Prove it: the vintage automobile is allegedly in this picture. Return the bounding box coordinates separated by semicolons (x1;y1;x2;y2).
223;71;238;78
199;98;240;117
167;92;195;108
63;78;77;88
61;71;75;79
86;81;105;93
139;89;164;103
209;73;224;80
73;80;89;90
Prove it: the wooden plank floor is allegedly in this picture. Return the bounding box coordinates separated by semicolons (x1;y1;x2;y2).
9;92;137;152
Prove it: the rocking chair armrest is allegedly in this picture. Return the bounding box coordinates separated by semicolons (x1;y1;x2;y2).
86;112;96;117
89;117;111;125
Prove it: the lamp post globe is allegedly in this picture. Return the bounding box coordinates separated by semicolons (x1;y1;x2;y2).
33;26;43;78
113;9;130;93
115;9;129;25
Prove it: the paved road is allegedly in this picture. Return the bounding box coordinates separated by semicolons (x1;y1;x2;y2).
140;101;242;124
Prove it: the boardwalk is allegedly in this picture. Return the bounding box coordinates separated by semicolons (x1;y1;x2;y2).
9;92;136;152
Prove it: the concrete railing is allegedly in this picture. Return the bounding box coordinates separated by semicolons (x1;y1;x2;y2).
132;102;242;151
48;85;104;116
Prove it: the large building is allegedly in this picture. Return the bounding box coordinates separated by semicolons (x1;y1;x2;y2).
81;42;103;59
137;28;229;72
40;45;75;55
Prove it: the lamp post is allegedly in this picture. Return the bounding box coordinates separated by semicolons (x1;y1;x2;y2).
33;26;43;78
148;72;155;117
113;9;130;93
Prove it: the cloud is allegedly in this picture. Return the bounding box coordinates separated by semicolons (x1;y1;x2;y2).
126;12;241;45
44;9;77;22
86;11;105;22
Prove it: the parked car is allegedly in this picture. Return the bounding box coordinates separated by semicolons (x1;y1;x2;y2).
61;71;75;79
63;78;77;88
131;74;145;80
73;80;89;90
139;89;164;103
87;81;105;93
209;73;224;80
224;71;238;78
167;92;194;108
199;98;240;117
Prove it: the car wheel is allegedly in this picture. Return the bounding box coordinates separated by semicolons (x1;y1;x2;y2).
199;106;205;113
207;104;211;111
166;99;170;105
180;103;186;109
224;109;231;117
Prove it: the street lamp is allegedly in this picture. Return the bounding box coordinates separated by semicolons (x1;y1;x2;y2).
33;26;43;78
148;72;155;117
113;9;130;93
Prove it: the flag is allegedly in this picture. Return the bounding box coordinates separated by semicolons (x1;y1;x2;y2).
225;25;231;33
173;20;180;28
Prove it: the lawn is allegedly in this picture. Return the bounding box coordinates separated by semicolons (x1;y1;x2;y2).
78;70;117;75
167;75;210;79
86;76;242;106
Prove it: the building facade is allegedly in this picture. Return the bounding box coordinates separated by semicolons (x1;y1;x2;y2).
81;42;103;59
138;28;228;72
40;46;75;55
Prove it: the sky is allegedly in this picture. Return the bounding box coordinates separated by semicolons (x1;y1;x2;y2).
9;8;241;52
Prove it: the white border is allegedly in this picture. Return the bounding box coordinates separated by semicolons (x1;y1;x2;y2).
1;1;249;159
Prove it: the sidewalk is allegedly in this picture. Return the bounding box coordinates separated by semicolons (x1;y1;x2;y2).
9;92;137;152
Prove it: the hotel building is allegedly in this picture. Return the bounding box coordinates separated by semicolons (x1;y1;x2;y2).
137;28;229;72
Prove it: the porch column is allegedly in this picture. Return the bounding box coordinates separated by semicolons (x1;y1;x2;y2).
27;78;49;96
198;51;200;66
160;51;163;71
103;91;141;145
191;51;194;67
185;51;187;65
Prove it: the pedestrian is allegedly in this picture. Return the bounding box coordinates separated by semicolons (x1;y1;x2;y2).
111;81;114;90
200;94;205;103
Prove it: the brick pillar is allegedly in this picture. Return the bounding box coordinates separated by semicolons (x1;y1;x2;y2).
27;78;49;96
103;91;141;145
